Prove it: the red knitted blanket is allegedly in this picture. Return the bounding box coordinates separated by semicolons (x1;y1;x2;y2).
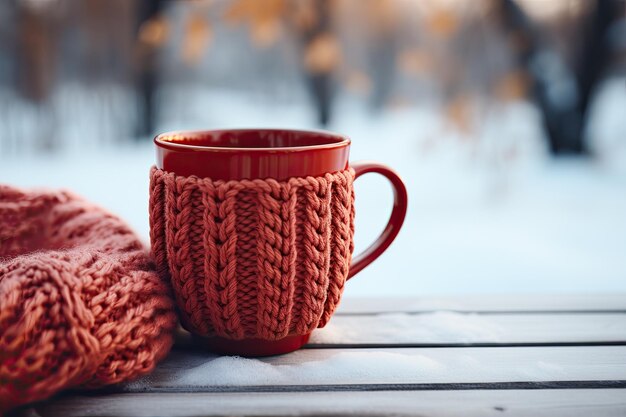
149;166;355;341
0;185;177;413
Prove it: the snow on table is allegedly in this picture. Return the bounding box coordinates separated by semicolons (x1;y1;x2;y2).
33;294;626;417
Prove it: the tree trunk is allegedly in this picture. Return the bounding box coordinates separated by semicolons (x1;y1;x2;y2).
497;0;620;155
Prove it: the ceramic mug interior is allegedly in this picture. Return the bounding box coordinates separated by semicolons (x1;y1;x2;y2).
155;129;349;149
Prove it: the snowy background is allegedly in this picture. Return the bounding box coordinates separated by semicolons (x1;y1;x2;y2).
2;78;625;297
1;0;625;297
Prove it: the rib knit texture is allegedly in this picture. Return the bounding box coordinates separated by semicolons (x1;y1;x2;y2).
149;166;355;341
0;185;177;413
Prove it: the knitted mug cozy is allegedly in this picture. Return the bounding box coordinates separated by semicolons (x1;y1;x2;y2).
0;185;177;413
149;166;355;341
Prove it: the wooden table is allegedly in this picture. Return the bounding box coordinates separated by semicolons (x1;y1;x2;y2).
29;295;626;416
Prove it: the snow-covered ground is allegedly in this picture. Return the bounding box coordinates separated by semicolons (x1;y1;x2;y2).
1;78;625;296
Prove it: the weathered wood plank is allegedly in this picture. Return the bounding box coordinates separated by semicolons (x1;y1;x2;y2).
308;313;626;346
335;295;626;314
21;295;626;417
36;389;626;417
172;313;626;349
117;346;626;390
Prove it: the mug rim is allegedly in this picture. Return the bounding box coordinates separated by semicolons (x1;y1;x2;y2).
154;128;351;152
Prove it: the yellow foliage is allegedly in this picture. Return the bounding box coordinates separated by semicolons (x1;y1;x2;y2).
224;0;286;47
397;49;432;76
494;70;530;101
251;20;281;47
138;15;170;48
304;33;341;74
182;15;213;65
426;9;459;38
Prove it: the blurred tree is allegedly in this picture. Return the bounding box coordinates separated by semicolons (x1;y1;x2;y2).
4;0;623;153
225;0;340;126
181;13;213;66
576;0;623;139
498;0;623;155
366;0;400;110
134;0;166;138
299;0;337;125
15;0;60;151
77;0;134;83
16;2;57;103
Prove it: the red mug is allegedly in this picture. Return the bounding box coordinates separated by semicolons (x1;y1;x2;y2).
150;128;407;356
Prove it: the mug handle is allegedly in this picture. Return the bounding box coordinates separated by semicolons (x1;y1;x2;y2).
347;161;408;279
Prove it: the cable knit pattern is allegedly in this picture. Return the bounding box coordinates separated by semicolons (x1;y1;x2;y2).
0;185;177;413
149;166;355;341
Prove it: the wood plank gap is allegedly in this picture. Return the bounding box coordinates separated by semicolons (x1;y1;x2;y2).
34;388;626;417
108;380;626;394
303;341;626;349
335;309;626;316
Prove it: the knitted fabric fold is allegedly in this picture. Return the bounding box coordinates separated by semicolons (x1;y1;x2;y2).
0;185;177;413
149;166;355;341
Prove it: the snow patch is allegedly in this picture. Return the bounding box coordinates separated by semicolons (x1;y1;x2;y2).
311;312;502;344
